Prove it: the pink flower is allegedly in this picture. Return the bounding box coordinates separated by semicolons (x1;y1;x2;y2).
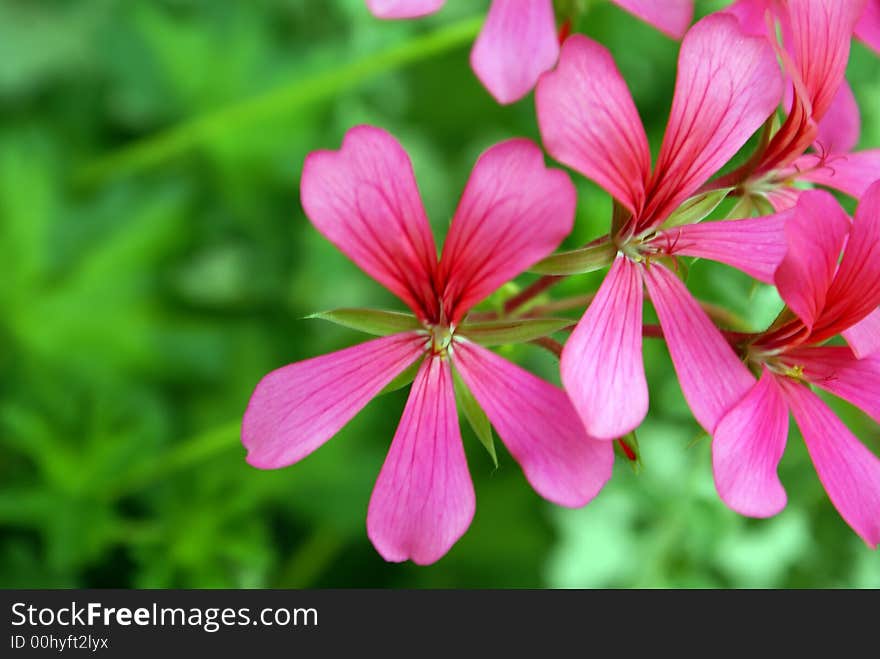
721;0;880;357
712;185;880;548
535;14;784;439
242;126;613;565
720;0;880;208
366;0;694;104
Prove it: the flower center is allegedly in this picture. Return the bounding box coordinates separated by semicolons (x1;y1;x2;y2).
429;324;454;359
746;346;805;382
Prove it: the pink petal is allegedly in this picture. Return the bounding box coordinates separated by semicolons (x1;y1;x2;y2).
856;0;880;52
243;333;427;469
766;186;803;212
470;0;559;104
300;126;440;321
782;379;880;549
773;190;850;331
656;213;788;284
784;346;880;424
815;80;861;154
611;0;694;38
723;0;773;37
438;139;575;324
843;308;880;358
644;14;782;228
713;368;789;518
795;149;880;199
535;35;650;217
453;340;613;507
643;263;755;432
817;180;880;337
561;257;647;440
786;0;865;122
365;0;445;19
367;356;475;565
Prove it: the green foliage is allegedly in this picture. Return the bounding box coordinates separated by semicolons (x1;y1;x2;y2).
457;318;573;346
307;308;422;336
530;241;617;275
452;369;497;468
0;0;877;589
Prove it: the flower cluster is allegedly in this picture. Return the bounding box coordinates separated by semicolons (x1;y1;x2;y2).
244;0;880;563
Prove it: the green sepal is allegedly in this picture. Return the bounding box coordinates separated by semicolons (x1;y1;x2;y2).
377;358;423;396
726;193;775;219
662;187;732;229
529;241;617;275
452;369;497;468
457;317;572;346
614;432;642;474
306;308;421;336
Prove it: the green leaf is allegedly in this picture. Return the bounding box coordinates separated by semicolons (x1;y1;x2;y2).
662;187;732;228
453;369;496;468
307;308;422;336
378;359;422;396
530;241;617;275
457;317;572;346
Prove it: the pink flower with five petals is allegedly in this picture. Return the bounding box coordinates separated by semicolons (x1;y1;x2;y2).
721;0;880;355
535;14;784;439
366;0;695;104
712;185;880;548
719;0;879;205
242;126;613;565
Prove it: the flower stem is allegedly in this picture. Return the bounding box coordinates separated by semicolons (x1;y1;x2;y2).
522;293;596;317
530;336;564;358
504;275;566;315
75;16;483;186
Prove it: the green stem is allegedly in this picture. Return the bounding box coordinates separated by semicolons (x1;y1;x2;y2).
105;419;242;498
530;336;564;358
503;275;566;315
275;526;345;588
521;293;596;317
75;16;483;186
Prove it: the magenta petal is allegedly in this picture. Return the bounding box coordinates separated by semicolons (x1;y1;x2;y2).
782;379;880;549
611;0;694;38
819;180;880;334
724;0;773;37
644;13;782;227
643;264;755;433
535;35;650;216
243;333;426;469
773;190;850;331
561;257;647;440
470;0;559;104
843;308;880;358
658;213;788;284
785;346;880;424
367;357;475;565
438;139;575;324
796;150;880;200
365;0;445;19
300;126;439;321
766;187;803;212
453;340;614;508
815;80;860;154
787;0;864;121
856;0;880;52
713;368;789;518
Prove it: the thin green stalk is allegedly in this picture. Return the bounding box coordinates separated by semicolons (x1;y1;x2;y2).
106;419;242;498
76;16;483;186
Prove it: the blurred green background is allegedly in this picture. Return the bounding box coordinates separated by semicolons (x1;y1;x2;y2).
1;0;878;588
